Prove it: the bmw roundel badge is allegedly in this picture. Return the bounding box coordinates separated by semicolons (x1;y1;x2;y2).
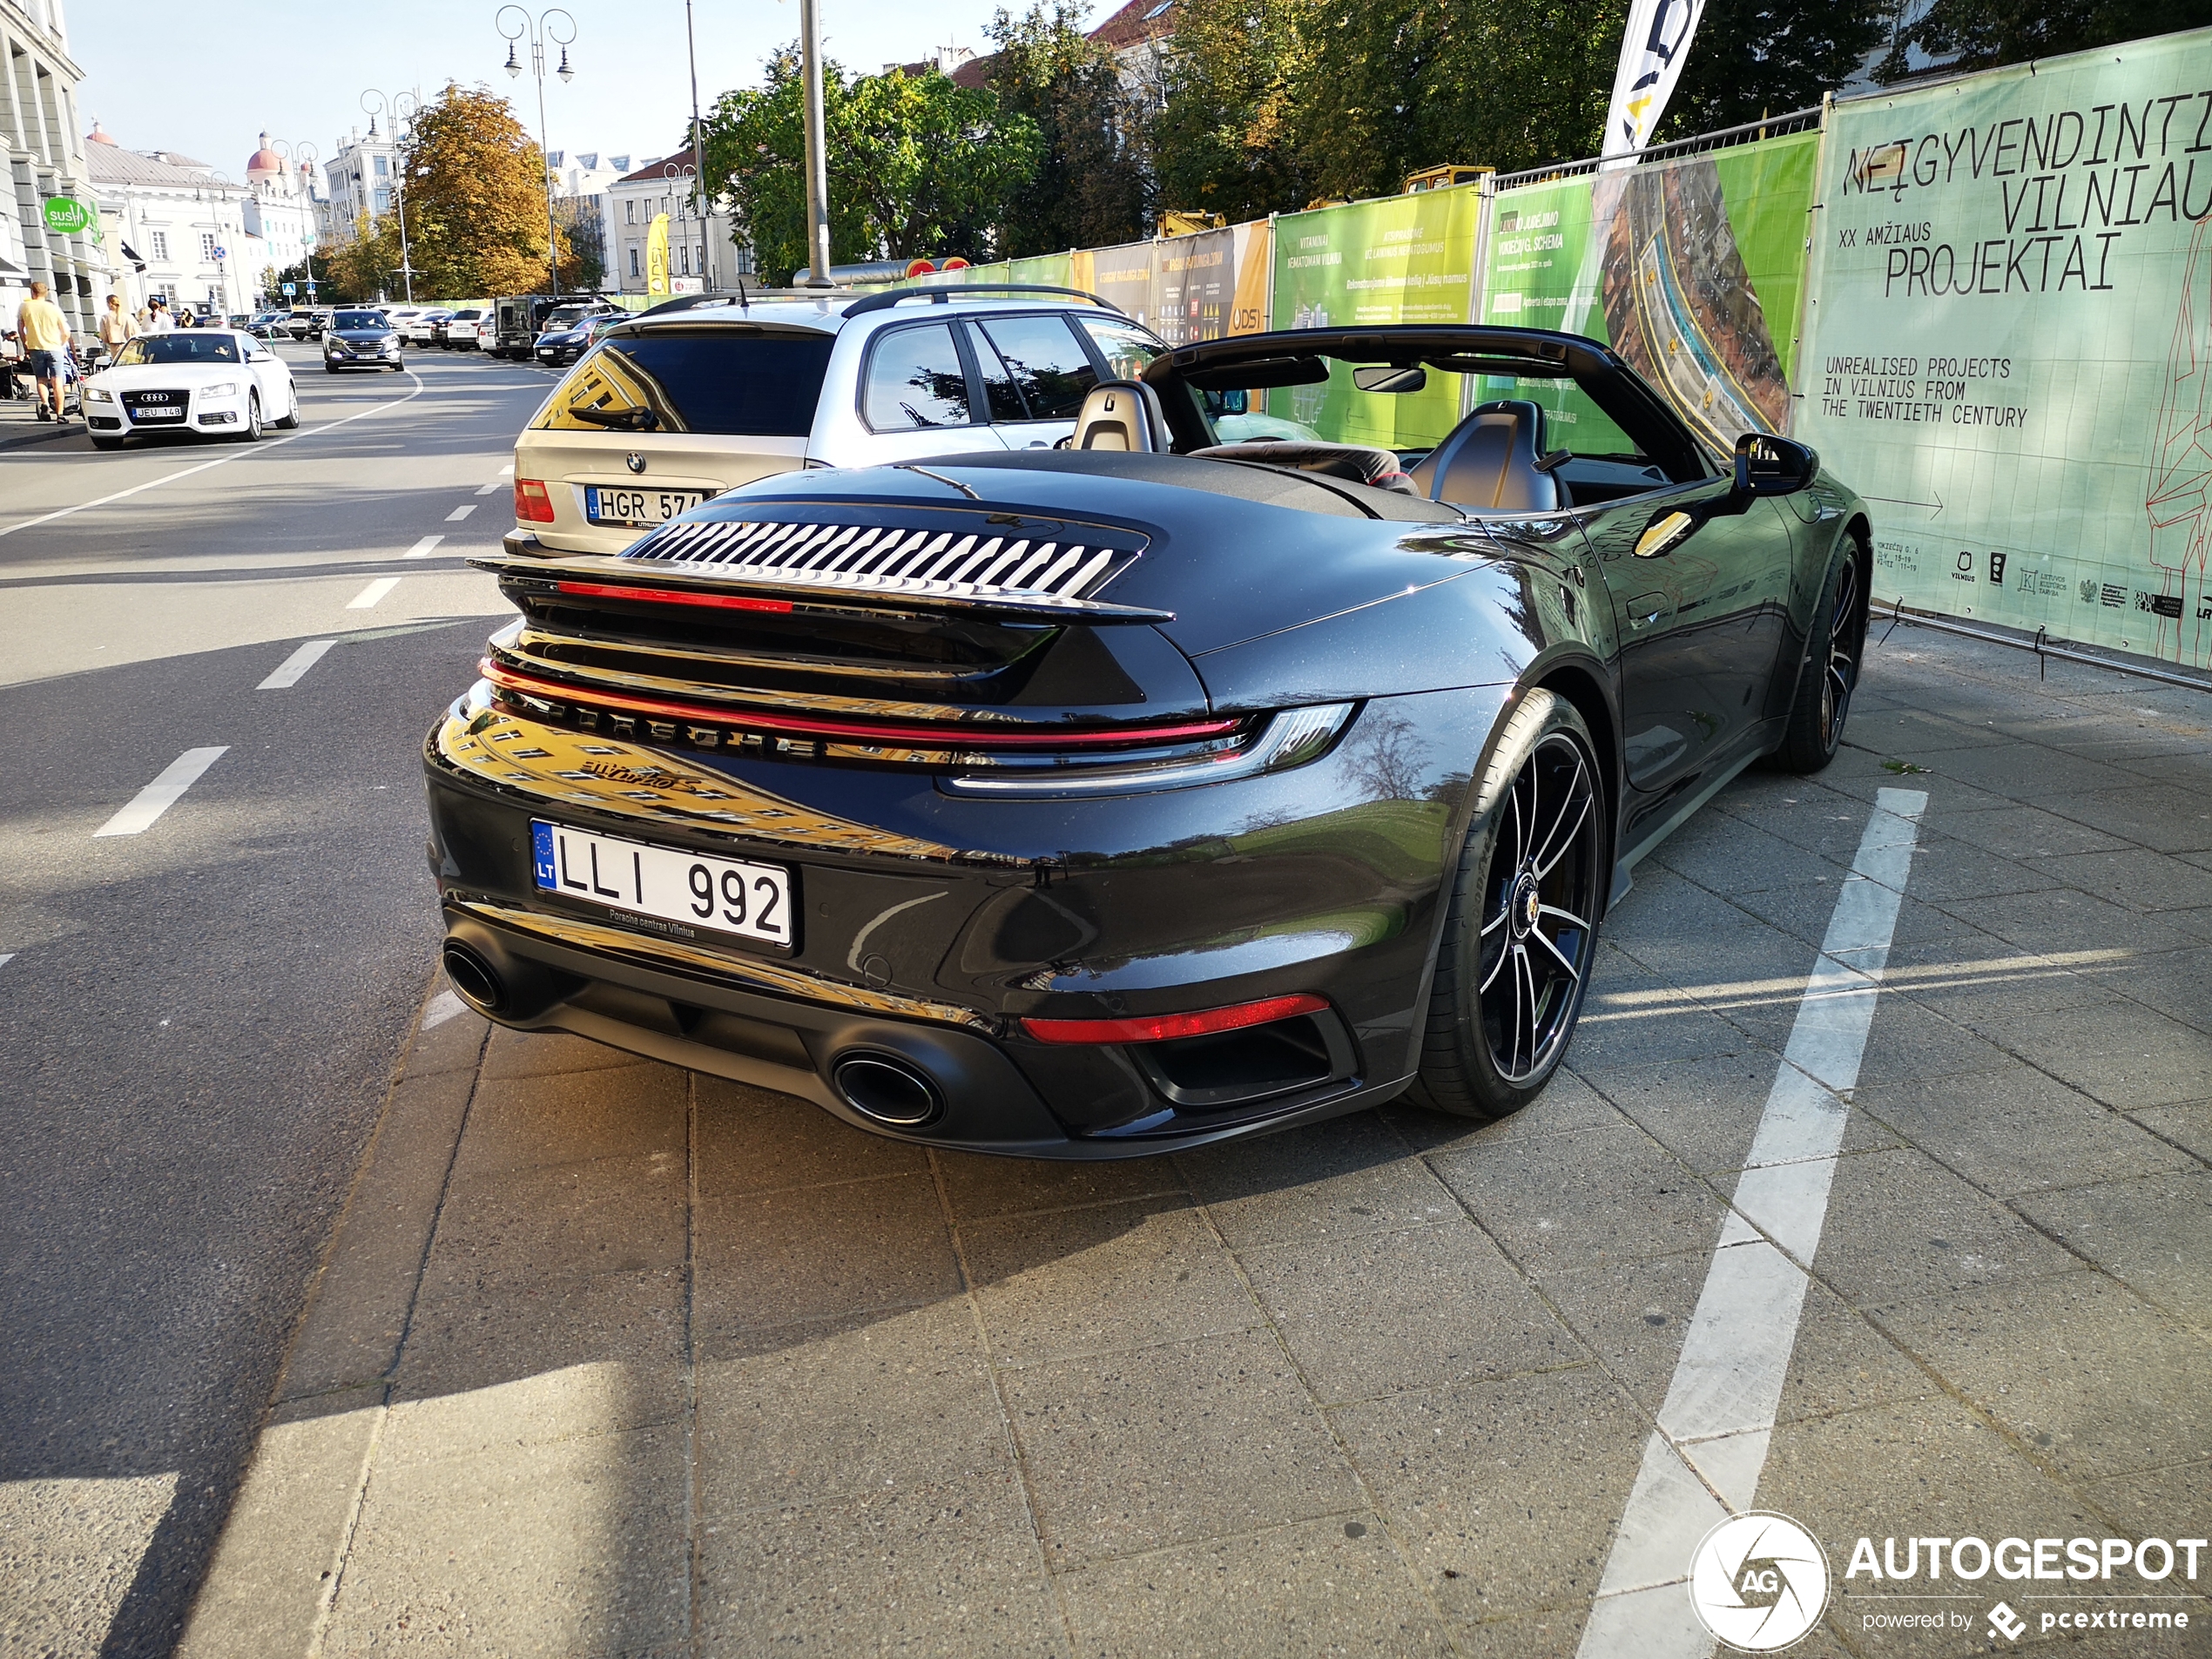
625;452;646;474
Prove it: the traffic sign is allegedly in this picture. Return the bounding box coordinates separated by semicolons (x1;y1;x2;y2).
41;196;92;234
213;246;228;260
281;282;296;296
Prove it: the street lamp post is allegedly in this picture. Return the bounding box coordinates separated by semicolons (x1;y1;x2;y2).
498;5;577;300
800;0;832;287
270;138;321;306
361;91;422;302
660;161;698;288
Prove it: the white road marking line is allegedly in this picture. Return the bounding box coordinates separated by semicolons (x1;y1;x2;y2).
444;503;476;522
258;638;335;690
499;463;514;475
1575;787;1929;1658
404;535;444;559
421;989;469;1030
94;747;230;838
475;480;503;496
347;577;400;610
0;953;15;969
0;372;429;541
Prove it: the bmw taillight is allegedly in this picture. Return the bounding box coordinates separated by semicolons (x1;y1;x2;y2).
514;478;556;523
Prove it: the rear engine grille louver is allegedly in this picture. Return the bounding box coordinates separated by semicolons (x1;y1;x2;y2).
624;519;1138;607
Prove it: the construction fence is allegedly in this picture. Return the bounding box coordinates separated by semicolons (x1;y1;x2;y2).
899;25;2212;671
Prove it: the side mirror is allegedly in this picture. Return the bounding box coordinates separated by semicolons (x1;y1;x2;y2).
1734;431;1817;496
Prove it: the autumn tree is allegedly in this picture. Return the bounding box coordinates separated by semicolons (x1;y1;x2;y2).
702;52;1038;284
1663;0;1886;138
401;83;577;297
1151;0;1314;224
979;3;1150;254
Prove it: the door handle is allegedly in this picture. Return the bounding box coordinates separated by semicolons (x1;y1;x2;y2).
1625;592;1670;629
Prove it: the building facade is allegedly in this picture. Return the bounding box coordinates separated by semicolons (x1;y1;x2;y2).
243;132;318;292
320;124;400;244
608;147;751;296
2;0;100;333
84;126;253;315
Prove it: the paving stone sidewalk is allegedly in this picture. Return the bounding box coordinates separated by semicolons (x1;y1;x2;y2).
179;623;2212;1657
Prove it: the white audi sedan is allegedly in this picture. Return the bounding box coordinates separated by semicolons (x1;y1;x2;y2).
82;330;300;449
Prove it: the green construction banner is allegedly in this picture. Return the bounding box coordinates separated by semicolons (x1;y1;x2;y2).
1270;186;1482;449
1481;131;1819;454
1795;27;2212;669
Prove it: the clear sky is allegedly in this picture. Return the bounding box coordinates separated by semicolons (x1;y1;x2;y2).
67;0;1014;179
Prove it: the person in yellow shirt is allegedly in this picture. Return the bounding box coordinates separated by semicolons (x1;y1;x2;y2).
17;280;73;423
98;293;138;363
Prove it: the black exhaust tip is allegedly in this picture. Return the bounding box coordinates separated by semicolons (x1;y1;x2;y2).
441;941;504;1015
831;1052;944;1128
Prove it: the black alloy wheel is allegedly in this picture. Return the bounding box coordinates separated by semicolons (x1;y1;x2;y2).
1775;536;1866;773
1410;689;1606;1121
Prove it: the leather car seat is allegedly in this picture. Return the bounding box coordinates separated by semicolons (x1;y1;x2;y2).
1409;399;1561;512
1069;380;1170;452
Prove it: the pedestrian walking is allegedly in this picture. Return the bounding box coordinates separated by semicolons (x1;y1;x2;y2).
17;280;73;424
143;297;174;334
98;293;138;368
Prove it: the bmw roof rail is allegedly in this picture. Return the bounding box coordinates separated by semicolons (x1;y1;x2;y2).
840;283;1123;318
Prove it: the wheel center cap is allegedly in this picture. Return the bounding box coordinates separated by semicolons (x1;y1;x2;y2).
1510;871;1541;940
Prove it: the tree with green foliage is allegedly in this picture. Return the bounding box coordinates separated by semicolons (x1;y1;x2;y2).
400;83;579;298
1151;0;1314;222
701;51;1037;283
980;3;1150;254
1662;0;1888;138
1877;0;2212;78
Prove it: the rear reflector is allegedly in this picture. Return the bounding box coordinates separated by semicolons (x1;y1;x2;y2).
556;580;792;613
479;658;1244;751
1022;994;1329;1046
514;479;556;523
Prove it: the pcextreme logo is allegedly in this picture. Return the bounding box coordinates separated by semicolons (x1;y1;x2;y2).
1689;1513;1831;1651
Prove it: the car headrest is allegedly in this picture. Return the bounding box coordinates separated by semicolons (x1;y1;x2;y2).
1070;380;1169;453
1409;399;1559;513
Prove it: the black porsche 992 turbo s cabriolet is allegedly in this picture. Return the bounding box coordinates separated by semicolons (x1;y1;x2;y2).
425;321;1870;1157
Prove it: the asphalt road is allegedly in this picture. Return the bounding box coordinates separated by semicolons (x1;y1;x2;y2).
0;341;550;1656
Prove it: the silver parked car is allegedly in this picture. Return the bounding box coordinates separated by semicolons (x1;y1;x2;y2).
504;286;1165;557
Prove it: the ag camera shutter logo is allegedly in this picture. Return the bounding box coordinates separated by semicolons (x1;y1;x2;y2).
1689;1512;1831;1650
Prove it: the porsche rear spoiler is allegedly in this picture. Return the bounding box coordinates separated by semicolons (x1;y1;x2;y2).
470;552;1176;625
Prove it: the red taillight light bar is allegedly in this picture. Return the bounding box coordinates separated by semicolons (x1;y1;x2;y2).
1022;993;1329;1046
478;658;1244;751
514;478;556;523
555;580;793;614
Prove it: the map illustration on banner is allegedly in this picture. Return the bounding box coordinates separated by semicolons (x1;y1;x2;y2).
1793;26;2212;668
1483;132;1817;453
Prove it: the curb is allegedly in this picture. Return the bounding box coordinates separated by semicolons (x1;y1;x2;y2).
174;979;489;1657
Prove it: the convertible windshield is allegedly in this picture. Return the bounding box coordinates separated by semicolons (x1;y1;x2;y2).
115;335;241;366
334;310;387;330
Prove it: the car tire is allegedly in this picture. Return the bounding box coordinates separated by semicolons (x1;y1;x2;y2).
1772;533;1867;775
273;387;300;429
1407;688;1607;1123
235;391;263;442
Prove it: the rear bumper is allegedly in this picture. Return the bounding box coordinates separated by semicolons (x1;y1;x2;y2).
423;681;1507;1155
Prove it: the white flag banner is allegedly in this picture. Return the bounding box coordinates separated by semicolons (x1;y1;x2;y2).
1602;0;1707;164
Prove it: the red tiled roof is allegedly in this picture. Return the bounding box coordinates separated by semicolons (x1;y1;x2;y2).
617;147;696;185
1087;0;1175;51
